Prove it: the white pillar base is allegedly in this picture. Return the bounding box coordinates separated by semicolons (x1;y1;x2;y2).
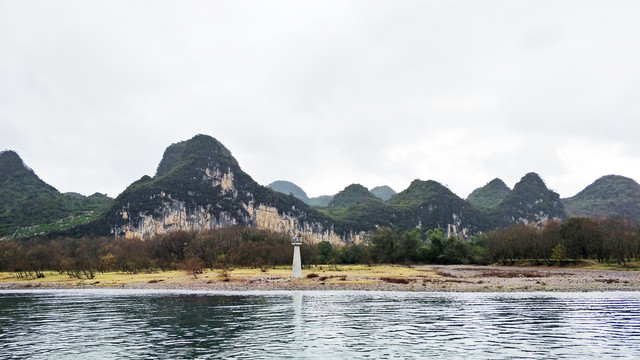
292;245;302;279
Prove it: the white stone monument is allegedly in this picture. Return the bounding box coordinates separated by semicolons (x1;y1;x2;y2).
292;233;302;279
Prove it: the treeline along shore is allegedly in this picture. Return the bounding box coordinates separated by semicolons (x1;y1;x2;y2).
0;216;639;291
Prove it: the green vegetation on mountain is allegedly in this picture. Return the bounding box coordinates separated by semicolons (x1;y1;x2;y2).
321;184;396;230
388;180;455;209
63;192;112;213
308;195;333;207
388;179;491;231
106;135;255;228
563;175;640;224
467;178;510;209
155;140;189;177
497;173;565;225
0;151;112;238
104;135;345;236
370;185;396;201
0;150;69;237
3;135;639;242
328;184;379;208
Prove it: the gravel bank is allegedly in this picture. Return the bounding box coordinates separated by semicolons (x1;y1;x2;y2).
1;265;638;292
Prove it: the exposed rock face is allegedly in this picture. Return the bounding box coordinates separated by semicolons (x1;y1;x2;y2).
107;135;354;245
115;199;354;245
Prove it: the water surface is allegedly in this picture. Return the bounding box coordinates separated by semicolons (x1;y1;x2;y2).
1;290;639;359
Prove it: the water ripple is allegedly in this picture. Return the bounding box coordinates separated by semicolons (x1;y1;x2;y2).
1;290;639;359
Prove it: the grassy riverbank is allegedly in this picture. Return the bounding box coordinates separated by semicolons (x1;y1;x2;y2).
1;263;639;292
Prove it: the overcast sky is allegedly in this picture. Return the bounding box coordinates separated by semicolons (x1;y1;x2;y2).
1;1;639;199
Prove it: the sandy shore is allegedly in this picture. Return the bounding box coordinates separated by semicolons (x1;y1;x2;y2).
1;265;639;292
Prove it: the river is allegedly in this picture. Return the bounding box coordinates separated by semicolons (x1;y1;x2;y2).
1;290;639;359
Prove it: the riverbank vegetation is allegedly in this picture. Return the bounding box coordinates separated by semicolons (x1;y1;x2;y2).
0;217;638;281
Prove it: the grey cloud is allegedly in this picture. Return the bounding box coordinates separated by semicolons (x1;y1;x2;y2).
1;1;639;199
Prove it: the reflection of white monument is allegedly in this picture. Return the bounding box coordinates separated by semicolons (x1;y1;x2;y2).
292;233;302;279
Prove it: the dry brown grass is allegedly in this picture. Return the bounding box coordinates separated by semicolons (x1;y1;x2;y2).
379;277;411;284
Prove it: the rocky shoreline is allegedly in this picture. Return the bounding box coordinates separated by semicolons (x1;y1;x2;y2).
1;265;639;292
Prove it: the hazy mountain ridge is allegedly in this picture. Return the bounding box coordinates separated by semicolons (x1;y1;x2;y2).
268;181;396;206
266;180;333;206
2;135;639;240
267;180;310;203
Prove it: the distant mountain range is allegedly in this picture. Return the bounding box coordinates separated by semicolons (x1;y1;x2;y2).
266;180;335;207
266;181;397;206
2;134;639;241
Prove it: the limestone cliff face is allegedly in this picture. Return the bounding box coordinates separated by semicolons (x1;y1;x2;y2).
113;195;354;245
107;135;355;245
247;204;360;245
445;213;470;239
114;198;238;240
113;199;355;245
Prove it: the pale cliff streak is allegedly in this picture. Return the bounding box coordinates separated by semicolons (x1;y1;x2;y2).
114;201;355;245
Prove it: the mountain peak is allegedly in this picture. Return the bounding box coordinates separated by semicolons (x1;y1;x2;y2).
156;134;237;178
498;172;564;225
388;179;458;208
0;149;22;162
563;175;640;223
487;178;509;188
267;180;310;203
467;178;510;209
0;150;28;180
517;172;546;187
0;151;71;237
370;185;396;201
115;134;254;224
405;179;453;196
571;175;640;199
329;184;378;208
105;135;350;240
